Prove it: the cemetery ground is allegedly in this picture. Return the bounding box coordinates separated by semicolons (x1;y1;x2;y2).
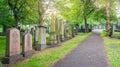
0;33;90;67
0;31;120;67
101;31;120;67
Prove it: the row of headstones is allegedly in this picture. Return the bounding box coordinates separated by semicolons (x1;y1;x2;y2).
2;28;34;64
44;18;75;46
2;20;79;64
2;26;76;64
34;18;76;48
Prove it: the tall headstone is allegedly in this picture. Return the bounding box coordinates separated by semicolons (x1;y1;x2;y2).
67;25;72;39
64;23;70;40
2;28;22;64
64;23;68;40
35;24;47;50
49;15;57;45
34;26;39;46
22;33;33;57
60;21;65;41
0;62;3;67
75;24;79;34
55;18;61;44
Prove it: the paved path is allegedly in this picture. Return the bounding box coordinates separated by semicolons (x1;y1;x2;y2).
52;30;109;67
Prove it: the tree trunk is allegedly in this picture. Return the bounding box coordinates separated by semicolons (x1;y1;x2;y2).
84;16;88;32
3;25;8;34
106;0;111;36
14;14;19;28
109;24;113;37
8;0;19;28
38;0;44;25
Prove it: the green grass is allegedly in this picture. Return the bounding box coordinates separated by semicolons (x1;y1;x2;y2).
113;32;120;37
101;31;120;67
0;36;6;59
0;26;3;33
13;33;91;67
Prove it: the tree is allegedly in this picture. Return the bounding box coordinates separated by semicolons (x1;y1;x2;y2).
54;0;97;32
80;0;96;32
106;0;111;36
7;0;38;27
0;0;14;33
97;0;117;37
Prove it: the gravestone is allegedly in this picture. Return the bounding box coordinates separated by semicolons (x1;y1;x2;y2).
64;23;68;40
75;24;79;34
35;24;47;50
2;28;22;64
49;15;57;45
72;26;75;37
22;33;33;57
39;26;47;49
65;24;71;40
34;26;39;46
55;18;61;44
0;62;3;67
60;21;65;41
68;25;72;39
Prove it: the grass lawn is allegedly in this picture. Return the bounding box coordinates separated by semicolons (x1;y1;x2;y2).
101;31;120;67
113;32;120;37
12;33;91;67
0;36;6;60
0;26;3;33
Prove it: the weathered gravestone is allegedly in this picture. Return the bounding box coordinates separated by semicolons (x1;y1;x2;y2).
55;18;61;44
75;24;79;34
60;21;65;41
2;28;22;64
49;15;57;45
34;26;39;46
64;23;68;40
68;25;72;38
0;62;3;67
22;33;34;57
35;24;47;50
65;24;71;40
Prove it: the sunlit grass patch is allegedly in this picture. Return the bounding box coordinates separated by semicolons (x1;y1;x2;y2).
0;36;6;59
103;37;120;67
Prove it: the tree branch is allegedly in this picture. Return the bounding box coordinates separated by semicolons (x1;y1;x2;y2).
86;7;95;17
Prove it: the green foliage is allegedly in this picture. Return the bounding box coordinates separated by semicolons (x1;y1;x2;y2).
0;0;14;27
91;7;106;24
100;30;106;37
54;0;98;26
21;27;29;31
46;33;50;44
19;0;39;25
0;0;39;27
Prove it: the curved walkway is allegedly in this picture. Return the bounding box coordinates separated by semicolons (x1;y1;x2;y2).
52;30;109;67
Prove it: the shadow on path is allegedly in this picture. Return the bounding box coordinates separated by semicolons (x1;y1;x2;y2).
52;30;109;67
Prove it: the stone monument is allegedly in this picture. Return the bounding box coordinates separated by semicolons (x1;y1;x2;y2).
55;18;61;44
60;21;65;41
22;33;34;57
49;15;57;45
35;23;47;50
2;28;22;64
